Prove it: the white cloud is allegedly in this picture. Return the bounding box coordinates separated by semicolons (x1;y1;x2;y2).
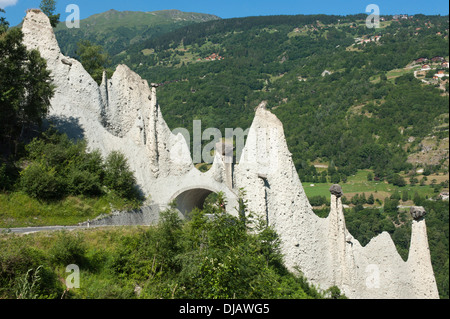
0;0;18;9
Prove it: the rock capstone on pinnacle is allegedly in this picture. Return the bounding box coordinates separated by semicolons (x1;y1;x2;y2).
329;184;343;198
215;141;234;157
410;206;427;220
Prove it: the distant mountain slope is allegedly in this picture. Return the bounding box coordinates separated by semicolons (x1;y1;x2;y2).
54;9;221;57
55;11;449;180
120;14;448;178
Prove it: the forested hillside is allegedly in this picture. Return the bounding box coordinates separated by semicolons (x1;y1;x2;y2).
76;13;449;182
55;13;449;298
54;9;221;58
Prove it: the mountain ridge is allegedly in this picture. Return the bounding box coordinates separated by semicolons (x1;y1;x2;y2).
62;8;222;27
54;9;221;57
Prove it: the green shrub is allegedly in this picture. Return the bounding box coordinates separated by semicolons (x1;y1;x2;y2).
25;131;84;170
12;264;63;299
104;151;139;200
0;247;44;287
72;273;136;299
309;195;328;206
387;173;406;187
330;173;341;184
402;190;409;202
156;208;183;269
326;286;347;299
14;130;142;204
10;263;63;299
66;167;102;196
384;197;399;215
19;162;66;200
0;162;17;191
50;231;87;267
0;243;63;299
78;150;104;178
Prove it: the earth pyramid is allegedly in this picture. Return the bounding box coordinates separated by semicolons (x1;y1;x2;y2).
21;10;439;299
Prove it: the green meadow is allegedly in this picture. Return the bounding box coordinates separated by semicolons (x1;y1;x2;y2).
303;169;439;204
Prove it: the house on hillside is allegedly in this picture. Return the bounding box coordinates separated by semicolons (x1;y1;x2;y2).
356;36;382;45
442;61;449;68
421;64;431;71
415;57;428;63
393;14;409;20
439;192;449;201
198;53;224;62
434;70;449;79
431;56;445;62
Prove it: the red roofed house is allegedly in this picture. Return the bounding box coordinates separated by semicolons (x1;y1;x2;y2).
431;56;444;62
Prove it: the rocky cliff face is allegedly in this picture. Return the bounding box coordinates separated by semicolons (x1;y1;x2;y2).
22;10;220;202
21;10;439;299
234;102;439;299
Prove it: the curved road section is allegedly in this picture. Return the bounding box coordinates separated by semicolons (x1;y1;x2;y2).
0;226;93;235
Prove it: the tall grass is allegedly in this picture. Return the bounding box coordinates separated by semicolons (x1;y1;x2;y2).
0;191;139;228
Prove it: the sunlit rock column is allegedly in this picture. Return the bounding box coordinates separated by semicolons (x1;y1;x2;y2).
407;206;439;298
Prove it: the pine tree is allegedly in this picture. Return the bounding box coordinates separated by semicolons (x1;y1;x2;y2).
367;194;375;205
0;9;9;34
76;40;112;84
0;25;54;155
361;193;367;204
39;0;60;28
328;160;336;175
402;190;409;202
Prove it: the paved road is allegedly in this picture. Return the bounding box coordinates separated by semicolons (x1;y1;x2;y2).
0;225;91;234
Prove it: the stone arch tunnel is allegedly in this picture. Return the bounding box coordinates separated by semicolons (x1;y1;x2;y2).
170;187;218;217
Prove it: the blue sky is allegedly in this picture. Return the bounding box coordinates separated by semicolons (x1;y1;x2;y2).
1;0;449;27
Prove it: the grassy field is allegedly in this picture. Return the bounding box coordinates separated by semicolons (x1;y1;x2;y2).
0;226;152;299
303;169;445;204
0;192;139;229
386;66;421;82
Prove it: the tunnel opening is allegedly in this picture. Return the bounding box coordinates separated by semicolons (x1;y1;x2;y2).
172;188;218;218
